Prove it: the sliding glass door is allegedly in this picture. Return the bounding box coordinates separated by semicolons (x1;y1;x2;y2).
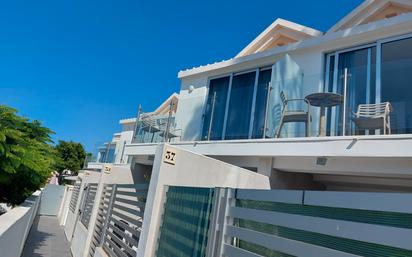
251;69;272;138
225;71;256;139
201;76;230;140
326;34;412;136
327;46;376;136
380;36;412;134
201;67;273;141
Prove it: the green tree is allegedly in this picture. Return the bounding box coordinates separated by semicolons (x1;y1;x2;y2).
0;105;55;205
54;140;86;175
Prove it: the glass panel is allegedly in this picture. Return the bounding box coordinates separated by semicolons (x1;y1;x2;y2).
381;37;412;134
252;69;272;138
225;71;256;140
201;76;230;140
266;54;304;138
334;47;376;136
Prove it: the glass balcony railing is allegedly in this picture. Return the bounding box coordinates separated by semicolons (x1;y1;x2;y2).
200;63;412;141
132;114;182;144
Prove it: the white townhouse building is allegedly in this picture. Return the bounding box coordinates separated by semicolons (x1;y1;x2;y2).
124;0;412;192
35;2;412;257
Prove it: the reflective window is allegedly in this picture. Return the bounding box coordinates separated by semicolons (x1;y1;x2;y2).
225;71;256;140
201;76;230;140
336;47;376;135
252;69;272;138
381;37;412;134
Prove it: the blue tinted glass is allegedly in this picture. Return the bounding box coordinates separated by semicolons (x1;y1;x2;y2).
201;76;230;140
334;47;376;136
252;69;271;138
381;37;412;134
225;72;256;139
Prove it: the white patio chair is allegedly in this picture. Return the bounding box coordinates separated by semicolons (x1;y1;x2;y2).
352;102;392;135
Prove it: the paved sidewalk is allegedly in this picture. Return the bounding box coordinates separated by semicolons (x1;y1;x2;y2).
21;215;71;257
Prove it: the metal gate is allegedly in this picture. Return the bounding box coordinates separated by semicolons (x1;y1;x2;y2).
207;189;412;257
89;183;149;257
69;180;82;213
80;183;98;228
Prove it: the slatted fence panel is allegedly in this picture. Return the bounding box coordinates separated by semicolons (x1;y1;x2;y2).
89;184;114;257
89;183;149;257
69;180;82;213
222;189;412;257
80;183;98;228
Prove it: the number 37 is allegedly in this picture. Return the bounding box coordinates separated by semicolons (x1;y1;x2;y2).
164;150;176;164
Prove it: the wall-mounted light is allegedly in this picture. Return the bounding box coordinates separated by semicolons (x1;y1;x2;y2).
188;85;194;93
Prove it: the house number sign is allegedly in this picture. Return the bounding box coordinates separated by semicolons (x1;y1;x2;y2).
163;148;177;165
104;165;112;174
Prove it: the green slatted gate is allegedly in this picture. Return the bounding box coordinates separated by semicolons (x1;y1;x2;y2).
157;186;215;257
221;189;412;257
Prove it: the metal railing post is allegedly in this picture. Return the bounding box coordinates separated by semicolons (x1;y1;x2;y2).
99;184;117;247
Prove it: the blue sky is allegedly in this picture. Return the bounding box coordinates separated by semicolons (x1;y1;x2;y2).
0;0;362;152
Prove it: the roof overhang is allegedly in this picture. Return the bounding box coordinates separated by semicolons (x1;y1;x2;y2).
236;18;322;58
178;11;412;79
327;0;412;34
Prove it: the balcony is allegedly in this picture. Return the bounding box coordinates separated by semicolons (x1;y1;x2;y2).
132;113;181;144
125;64;412;162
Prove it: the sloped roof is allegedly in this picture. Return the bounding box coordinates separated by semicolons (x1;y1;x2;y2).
328;0;412;33
236;18;323;57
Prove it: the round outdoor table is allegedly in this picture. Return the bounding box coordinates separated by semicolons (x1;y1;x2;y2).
305;92;343;136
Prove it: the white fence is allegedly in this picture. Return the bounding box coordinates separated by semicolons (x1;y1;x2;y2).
0;190;41;257
90;183;149;257
208;188;412;257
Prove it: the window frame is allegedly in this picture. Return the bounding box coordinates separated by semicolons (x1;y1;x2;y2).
202;66;273;141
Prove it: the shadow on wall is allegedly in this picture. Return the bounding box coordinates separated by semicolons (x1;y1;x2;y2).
270;169;325;190
132;163;153;184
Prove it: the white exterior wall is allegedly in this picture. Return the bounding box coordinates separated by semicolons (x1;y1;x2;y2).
137;144;270;257
58;185;73;226
114;130;134;164
0;191;41;257
175;14;412;141
175;49;325;141
79;164;139;257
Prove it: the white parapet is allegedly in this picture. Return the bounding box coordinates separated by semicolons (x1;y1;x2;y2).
0;190;42;257
137;143;271;257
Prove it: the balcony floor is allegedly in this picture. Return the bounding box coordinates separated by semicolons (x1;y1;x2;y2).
22;215;71;257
